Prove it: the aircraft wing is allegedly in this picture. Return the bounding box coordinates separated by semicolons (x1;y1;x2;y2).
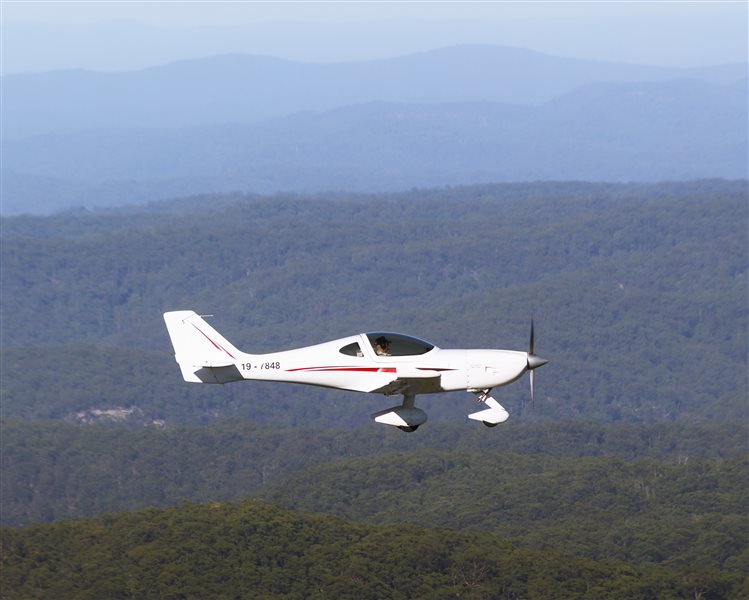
368;369;443;395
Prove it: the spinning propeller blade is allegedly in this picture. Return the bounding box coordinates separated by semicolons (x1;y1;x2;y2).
530;318;535;356
530;369;536;409
525;318;548;411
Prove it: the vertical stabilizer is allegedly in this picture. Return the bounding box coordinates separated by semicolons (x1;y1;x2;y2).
163;311;244;382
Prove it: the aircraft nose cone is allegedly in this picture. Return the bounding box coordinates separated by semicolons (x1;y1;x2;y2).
527;354;548;370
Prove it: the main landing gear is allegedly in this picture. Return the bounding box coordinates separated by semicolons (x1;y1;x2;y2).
370;392;428;432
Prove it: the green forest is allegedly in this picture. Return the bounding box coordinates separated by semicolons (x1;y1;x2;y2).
3;418;745;527
4;499;746;600
2;180;747;425
1;181;747;598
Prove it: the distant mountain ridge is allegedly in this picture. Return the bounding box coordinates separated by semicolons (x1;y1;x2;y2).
2;45;746;214
3;44;745;139
3;79;746;214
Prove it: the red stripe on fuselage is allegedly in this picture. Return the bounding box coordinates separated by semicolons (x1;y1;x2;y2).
286;366;397;373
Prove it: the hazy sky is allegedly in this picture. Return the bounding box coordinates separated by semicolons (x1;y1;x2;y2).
2;1;748;73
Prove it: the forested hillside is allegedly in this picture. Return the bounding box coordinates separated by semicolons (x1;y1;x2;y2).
2;181;746;425
2;499;745;599
3;418;744;527
263;451;747;572
1;180;746;599
3;418;746;584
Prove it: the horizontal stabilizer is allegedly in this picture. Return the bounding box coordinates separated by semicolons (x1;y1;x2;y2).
193;365;244;384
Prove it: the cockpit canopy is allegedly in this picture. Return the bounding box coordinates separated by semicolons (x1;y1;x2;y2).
365;332;435;357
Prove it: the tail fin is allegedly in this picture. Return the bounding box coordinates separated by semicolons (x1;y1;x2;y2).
163;311;245;383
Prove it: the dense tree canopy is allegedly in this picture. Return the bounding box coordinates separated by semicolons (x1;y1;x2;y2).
2;418;745;528
2;499;746;599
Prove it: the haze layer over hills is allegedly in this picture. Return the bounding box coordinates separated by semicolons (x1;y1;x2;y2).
2;45;746;214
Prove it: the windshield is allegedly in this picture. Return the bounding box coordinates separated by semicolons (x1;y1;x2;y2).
366;332;435;357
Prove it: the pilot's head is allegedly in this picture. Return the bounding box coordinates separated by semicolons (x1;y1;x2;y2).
376;336;390;348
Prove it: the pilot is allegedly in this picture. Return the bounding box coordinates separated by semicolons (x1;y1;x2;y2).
374;336;392;356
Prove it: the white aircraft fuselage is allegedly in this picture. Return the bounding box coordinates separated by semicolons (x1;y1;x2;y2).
164;311;547;431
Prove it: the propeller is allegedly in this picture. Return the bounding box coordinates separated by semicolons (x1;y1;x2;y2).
525;318;548;411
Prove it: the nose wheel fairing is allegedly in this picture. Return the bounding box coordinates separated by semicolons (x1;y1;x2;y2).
468;389;510;426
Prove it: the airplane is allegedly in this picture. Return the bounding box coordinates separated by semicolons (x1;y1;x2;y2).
163;310;548;432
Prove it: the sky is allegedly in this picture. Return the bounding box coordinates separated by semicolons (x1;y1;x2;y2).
2;1;748;74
